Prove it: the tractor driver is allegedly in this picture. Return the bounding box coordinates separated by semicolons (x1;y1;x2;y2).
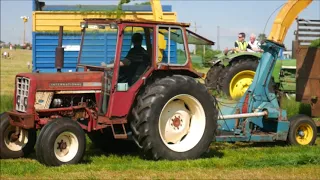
120;33;150;68
101;33;150;85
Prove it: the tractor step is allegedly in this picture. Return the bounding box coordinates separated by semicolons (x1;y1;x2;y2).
111;123;128;139
97;116;127;124
113;134;128;139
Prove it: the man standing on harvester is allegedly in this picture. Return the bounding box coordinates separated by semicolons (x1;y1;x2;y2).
234;32;263;52
234;32;254;52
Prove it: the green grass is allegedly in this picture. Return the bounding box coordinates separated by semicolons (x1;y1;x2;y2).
0;48;31;113
0;48;32;95
0;94;13;113
280;97;312;118
1;139;320;179
1;48;320;179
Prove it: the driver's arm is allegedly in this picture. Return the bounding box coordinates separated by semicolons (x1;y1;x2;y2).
101;50;133;68
101;59;130;68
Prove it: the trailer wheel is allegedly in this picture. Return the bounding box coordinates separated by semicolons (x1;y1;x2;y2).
130;75;218;160
36;118;86;166
287;114;317;146
0;113;36;159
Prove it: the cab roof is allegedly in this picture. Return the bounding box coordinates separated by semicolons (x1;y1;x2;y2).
83;18;191;27
82;18;214;45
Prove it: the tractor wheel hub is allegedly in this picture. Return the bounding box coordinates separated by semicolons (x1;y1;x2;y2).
171;116;182;129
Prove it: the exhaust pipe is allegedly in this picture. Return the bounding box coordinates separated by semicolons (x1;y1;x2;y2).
55;26;64;72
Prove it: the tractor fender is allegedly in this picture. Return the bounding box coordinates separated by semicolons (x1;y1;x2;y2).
133;69;204;102
209;52;261;67
212;59;222;66
150;69;202;79
227;52;261;65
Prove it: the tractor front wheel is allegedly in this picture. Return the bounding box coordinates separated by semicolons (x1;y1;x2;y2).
35;118;86;166
0;113;36;159
130;75;218;160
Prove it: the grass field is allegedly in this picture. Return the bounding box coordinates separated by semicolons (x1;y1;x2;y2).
1;49;320;179
0;48;32;95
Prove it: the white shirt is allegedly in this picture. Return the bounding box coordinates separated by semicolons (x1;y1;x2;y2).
247;40;261;52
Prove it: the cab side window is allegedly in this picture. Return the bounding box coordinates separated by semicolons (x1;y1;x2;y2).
157;26;188;65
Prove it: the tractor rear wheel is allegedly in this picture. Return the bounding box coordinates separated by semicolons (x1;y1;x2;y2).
205;63;224;90
130;75;218;160
218;59;258;99
287;114;317;146
0;113;36;159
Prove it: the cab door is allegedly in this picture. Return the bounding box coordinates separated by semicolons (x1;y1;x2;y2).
108;23;156;117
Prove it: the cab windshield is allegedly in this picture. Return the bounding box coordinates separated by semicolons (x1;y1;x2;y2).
78;23;118;68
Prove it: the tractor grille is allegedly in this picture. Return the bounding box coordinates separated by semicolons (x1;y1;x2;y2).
16;77;30;112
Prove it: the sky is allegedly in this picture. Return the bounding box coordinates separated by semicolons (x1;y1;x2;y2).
1;0;319;50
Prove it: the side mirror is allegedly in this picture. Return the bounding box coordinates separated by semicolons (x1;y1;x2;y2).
80;22;88;28
110;22;118;29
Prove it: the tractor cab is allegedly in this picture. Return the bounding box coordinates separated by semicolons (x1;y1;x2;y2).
77;18;214;87
76;18;215;117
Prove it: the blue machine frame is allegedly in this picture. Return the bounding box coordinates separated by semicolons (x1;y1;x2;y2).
216;40;290;142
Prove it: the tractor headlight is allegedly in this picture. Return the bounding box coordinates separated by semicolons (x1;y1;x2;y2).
80;22;88;28
17;95;20;105
24;97;28;107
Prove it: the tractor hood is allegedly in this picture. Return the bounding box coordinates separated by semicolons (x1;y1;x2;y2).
16;72;104;91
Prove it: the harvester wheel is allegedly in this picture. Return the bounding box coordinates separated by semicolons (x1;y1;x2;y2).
219;59;258;99
287;114;317;146
35;118;86;166
130;75;218;160
0;113;36;159
205;63;224;90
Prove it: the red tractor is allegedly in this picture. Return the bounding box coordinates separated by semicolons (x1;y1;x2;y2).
0;18;218;166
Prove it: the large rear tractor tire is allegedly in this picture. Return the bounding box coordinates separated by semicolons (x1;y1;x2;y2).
0;113;36;159
130;75;218;160
36;118;86;166
218;59;258;99
287;114;317;146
